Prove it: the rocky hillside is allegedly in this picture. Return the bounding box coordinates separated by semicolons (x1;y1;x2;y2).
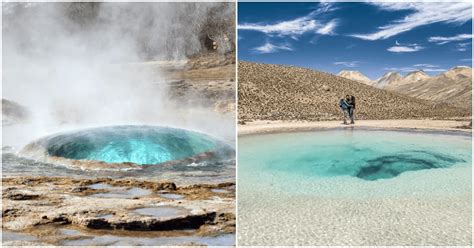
238;62;470;121
389;66;472;109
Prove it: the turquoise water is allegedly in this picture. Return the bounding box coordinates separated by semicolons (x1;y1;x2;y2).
46;126;219;165
239;130;471;181
238;129;471;245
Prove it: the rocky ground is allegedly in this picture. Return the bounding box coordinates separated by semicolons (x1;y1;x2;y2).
2;176;235;246
126;52;236;115
238;62;471;122
167;53;236;114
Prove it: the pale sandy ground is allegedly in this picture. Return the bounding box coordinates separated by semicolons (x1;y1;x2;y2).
238;192;472;246
239;119;472;135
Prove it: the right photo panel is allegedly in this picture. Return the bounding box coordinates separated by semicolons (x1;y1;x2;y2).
237;2;472;246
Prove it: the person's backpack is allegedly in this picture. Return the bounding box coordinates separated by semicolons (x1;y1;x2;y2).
339;99;349;109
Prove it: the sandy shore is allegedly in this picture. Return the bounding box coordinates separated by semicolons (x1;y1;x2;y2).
239;119;472;135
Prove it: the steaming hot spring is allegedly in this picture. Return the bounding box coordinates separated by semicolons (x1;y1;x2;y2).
20;125;233;172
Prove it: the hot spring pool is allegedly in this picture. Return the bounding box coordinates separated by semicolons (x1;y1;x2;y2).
10;125;234;183
238;129;472;245
43;126;219;165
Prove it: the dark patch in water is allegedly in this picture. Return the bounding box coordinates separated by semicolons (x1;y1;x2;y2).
356;151;464;181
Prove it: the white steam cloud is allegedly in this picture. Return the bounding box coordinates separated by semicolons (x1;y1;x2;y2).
2;2;235;148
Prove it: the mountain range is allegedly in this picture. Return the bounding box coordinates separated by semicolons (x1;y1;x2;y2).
337;66;472;109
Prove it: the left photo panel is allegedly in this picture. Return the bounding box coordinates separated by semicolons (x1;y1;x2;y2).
2;2;236;246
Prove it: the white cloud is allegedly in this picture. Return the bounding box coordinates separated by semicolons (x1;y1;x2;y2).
412;64;446;72
419;68;446;72
384;67;416;72
455;41;471;52
334;61;359;67
413;63;437;68
352;2;472;40
317;20;338;35
387;42;424;53
385;64;446;72
428;34;473;44
238;7;338;38
253;42;293;54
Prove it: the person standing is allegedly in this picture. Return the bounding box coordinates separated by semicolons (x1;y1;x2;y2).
347;95;356;124
339;97;351;124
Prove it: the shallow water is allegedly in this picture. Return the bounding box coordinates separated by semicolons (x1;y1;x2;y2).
88;183;152;199
239;129;471;197
95;214;114;219
61;233;235;246
159;193;185;200
133;206;187;218
2;231;38;242
241;129;470;181
238;129;472;245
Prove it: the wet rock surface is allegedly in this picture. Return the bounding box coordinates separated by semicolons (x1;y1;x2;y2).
2;176;235;245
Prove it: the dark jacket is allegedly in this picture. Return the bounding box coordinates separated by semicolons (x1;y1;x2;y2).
350;95;356;108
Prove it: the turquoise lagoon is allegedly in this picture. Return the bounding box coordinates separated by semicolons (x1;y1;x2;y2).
238;129;472;198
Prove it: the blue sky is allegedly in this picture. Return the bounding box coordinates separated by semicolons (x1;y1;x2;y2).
238;2;472;79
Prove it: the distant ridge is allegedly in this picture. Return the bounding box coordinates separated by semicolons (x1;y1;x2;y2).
337;70;373;85
337;66;472;109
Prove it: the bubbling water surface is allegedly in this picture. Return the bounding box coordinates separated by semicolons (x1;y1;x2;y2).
45;126;219;165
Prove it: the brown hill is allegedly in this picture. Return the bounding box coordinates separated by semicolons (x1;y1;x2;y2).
238;62;470;121
388;66;472;109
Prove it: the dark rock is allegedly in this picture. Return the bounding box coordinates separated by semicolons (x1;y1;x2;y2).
82;212;216;231
5;193;39;201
